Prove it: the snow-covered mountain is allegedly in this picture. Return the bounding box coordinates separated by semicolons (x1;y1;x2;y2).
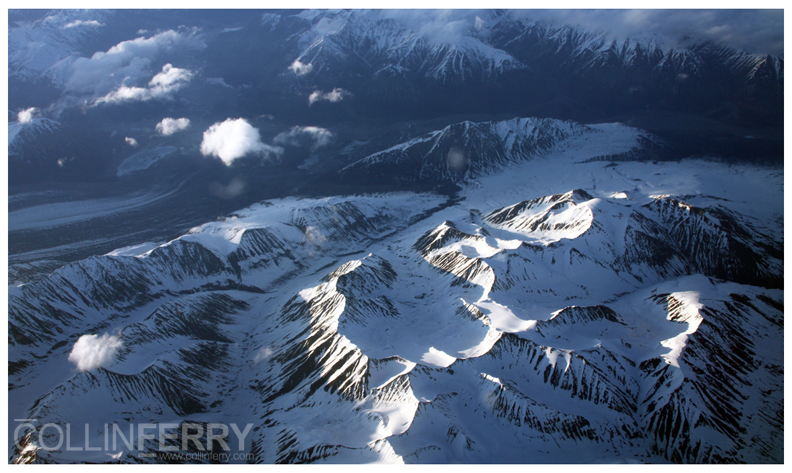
6;9;782;195
7;9;783;132
9;10;113;85
9;117;783;464
274;9;783;90
11;9;782;93
7;115;121;176
482;11;783;82
339;117;660;185
8;118;62;161
282;10;525;84
263;9;782;123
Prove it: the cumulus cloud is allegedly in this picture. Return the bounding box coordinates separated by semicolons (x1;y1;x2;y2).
253;346;274;364
150;63;192;88
17;107;38;123
65;30;204;99
206;77;233;88
304;226;328;247
308;88;350;106
273;126;334;151
289;59;314;76
94;63;193;105
68;334;123;371
64;19;104;28
200;118;283;166
125;137;139;147
156;117;191;136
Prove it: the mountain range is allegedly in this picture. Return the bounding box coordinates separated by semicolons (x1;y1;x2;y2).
9;116;784;463
7;9;784;464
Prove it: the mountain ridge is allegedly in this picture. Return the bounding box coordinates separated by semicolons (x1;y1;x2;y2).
9;116;783;463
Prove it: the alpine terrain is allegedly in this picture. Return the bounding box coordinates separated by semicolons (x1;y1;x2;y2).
7;9;783;464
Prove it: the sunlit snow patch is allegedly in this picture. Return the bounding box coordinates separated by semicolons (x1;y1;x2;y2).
484;190;594;244
660;291;704;368
475;299;534;332
106;242;162;257
420;347;456;368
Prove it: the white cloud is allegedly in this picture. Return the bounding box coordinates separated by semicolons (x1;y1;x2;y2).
99;85;149;104
253;346;274;364
304;226;328;247
378;10;478;46
289;59;313;76
64;19;104;29
68;334;123;371
149;63;192;89
17;107;38;123
308;88;350;106
273;126;334;151
65;30;204;98
156;117;191;136
94;63;193;105
125;137;139;147
206;77;233;88
200;118;283;166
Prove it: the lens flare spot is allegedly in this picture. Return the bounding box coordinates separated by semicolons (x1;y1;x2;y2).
447;146;467;172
